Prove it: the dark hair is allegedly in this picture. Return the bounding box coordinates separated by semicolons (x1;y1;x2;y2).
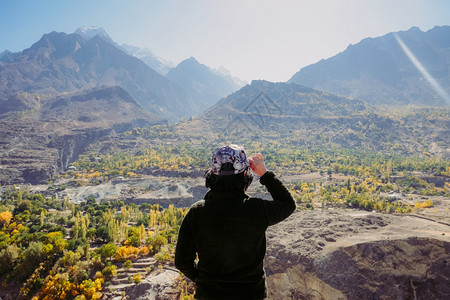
205;163;253;191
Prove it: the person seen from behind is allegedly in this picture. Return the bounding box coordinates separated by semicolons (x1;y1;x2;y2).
175;144;296;299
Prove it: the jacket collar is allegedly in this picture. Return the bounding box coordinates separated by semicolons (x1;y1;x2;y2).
204;189;249;202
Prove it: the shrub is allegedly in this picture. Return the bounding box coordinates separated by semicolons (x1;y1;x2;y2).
102;264;118;279
123;259;132;270
133;273;141;284
97;242;117;262
140;245;150;256
154;248;172;264
152;235;168;253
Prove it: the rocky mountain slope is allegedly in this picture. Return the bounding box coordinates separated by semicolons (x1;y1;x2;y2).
288;26;450;106
74;26;245;108
121;44;173;76
74;26;116;45
75;26;174;76
265;208;449;299
189;80;449;156
0;86;164;184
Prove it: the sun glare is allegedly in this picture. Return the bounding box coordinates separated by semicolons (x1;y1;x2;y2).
394;33;450;105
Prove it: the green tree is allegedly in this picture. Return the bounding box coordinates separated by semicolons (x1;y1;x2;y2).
124;259;133;270
20;241;45;278
152;235;168;253
97;243;117;262
0;245;20;275
102;264;118;279
96;225;110;243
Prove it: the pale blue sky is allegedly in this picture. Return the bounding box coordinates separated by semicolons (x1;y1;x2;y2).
1;0;449;82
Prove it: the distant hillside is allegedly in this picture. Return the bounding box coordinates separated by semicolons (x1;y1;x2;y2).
0;86;165;184
206;80;373;119
166;57;245;114
40;86;165;129
0;31;194;121
188;80;449;156
288;26;450;106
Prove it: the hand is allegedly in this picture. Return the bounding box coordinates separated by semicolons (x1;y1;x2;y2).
248;153;267;177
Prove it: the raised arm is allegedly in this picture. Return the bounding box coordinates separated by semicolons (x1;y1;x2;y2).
249;153;296;226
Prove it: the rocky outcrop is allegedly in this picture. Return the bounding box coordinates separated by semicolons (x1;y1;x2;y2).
315;238;449;299
49;128;115;170
0;86;166;185
265;237;449;300
264;210;450;300
0;122;114;185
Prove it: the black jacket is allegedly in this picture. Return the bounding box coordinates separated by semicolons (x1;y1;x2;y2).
175;171;296;299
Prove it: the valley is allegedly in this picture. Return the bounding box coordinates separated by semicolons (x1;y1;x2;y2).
1;89;448;298
0;24;449;299
0;144;448;299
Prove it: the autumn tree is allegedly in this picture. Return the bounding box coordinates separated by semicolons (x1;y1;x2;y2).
0;210;13;226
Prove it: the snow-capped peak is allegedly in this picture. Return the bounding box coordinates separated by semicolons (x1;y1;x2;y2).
74;26;114;44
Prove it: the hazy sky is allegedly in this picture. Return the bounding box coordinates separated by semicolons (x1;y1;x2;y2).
1;0;449;82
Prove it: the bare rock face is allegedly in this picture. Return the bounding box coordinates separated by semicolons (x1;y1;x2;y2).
0;121;115;185
264;209;450;300
0;86;165;185
266;265;346;300
314;238;449;299
288;26;450;107
126;269;180;300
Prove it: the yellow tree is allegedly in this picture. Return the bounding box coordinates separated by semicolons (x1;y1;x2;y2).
139;224;146;243
0;211;13;225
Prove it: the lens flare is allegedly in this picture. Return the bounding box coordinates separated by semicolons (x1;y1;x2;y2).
394;34;450;105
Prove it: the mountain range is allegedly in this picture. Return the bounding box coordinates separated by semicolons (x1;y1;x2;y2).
288;26;450;106
0;31;192;122
0;24;449;300
75;26;174;76
75;26;244;112
192;80;448;155
0;27;246;184
0;25;449;184
0;27;244;122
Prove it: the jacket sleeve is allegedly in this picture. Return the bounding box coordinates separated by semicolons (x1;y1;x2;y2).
259;171;296;226
175;211;198;281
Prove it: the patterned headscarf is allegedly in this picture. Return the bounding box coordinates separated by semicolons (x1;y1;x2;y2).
211;144;250;175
